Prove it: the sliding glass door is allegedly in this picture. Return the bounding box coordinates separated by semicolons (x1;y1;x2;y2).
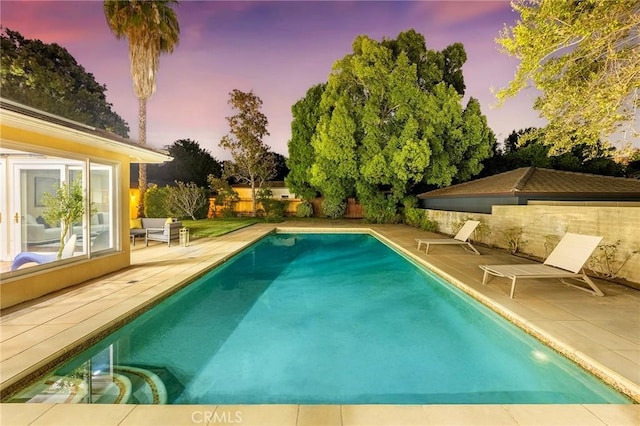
0;147;118;274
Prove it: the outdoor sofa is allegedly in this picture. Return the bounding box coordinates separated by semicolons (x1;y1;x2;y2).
130;218;182;247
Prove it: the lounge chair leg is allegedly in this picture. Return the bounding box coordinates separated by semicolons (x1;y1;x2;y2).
561;274;604;297
465;243;480;255
425;243;430;254
510;277;518;298
482;269;490;285
583;275;604;296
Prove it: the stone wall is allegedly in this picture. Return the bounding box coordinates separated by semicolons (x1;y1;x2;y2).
424;205;640;285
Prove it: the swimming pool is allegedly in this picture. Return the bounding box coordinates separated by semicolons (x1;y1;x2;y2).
7;233;632;404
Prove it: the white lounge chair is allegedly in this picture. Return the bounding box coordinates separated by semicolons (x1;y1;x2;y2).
11;234;77;271
479;232;604;298
415;220;480;255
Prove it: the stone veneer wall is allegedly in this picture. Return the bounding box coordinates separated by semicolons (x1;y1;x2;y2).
423;205;640;285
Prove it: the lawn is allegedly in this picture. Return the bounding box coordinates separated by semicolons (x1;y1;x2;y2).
180;218;259;238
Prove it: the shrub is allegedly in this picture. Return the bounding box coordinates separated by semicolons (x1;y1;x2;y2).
166;181;209;220
588;240;639;279
404;208;438;232
257;187;287;222
208;176;239;217
322;198;346;219
144;185;170;218
503;227;527;254
363;197;400;224
296;200;314;218
404;208;423;228
419;214;438;232
220;207;236;218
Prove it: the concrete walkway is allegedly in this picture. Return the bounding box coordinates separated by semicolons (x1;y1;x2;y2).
1;221;639;425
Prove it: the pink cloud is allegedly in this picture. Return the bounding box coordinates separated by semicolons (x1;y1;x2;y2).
409;1;512;28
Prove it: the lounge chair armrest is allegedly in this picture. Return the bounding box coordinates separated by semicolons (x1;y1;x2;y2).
145;227;165;234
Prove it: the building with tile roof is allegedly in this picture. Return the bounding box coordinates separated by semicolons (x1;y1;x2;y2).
418;167;640;214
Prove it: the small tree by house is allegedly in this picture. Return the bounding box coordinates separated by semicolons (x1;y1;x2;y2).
40;177;85;259
166;181;209;220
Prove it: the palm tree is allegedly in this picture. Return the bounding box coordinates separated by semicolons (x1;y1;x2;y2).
104;0;180;217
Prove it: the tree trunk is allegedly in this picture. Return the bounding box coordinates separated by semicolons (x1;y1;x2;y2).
137;98;147;218
251;179;257;217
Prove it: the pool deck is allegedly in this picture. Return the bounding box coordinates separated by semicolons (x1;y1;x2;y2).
1;221;638;425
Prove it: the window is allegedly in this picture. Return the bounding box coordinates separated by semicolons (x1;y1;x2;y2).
90;162;117;254
0;147;119;275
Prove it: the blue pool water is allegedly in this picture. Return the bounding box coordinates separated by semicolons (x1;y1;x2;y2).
12;233;631;404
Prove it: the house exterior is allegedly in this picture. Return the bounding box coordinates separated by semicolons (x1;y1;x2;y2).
0;99;170;309
418;167;640;214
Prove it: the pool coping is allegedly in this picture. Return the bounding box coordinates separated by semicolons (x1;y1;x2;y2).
1;222;639;425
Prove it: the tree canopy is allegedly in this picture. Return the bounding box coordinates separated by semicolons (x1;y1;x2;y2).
496;0;640;155
479;128;632;178
0;28;129;137
287;30;494;222
286;83;325;200
148;139;221;187
219;89;276;216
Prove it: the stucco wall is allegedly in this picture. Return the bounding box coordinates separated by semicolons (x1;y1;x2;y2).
0;253;130;309
1;123;134;310
424;206;640;285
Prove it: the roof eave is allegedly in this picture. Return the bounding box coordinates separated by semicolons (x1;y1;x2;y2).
0;99;171;164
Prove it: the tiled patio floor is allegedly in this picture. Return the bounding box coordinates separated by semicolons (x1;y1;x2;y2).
1;221;639;425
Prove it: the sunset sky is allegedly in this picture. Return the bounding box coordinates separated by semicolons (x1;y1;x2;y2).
1;0;547;160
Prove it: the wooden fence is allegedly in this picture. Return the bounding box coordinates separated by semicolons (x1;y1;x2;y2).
210;197;364;218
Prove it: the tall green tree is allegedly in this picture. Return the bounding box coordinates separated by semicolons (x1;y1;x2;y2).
219;89;275;216
381;29;467;95
0;28;129;137
296;31;493;222
286;83;325;200
104;0;180;218
496;0;640;155
149;139;221;187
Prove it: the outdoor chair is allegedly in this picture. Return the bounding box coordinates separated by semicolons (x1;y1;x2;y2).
479;232;604;299
415;220;480;255
11;234;77;271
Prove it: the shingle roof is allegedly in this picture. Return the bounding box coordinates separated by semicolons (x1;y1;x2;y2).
418;167;640;198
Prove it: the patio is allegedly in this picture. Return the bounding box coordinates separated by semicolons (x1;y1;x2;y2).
1;221;638;425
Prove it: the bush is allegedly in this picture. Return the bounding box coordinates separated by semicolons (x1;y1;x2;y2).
265;200;287;222
419;214;438;232
257;187;287;222
404;208;423;227
208;176;239;216
296;201;314;218
220;207;236;218
404;208;438;232
363;197;400;224
166;182;209;220
322;198;346;219
144;185;170;218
